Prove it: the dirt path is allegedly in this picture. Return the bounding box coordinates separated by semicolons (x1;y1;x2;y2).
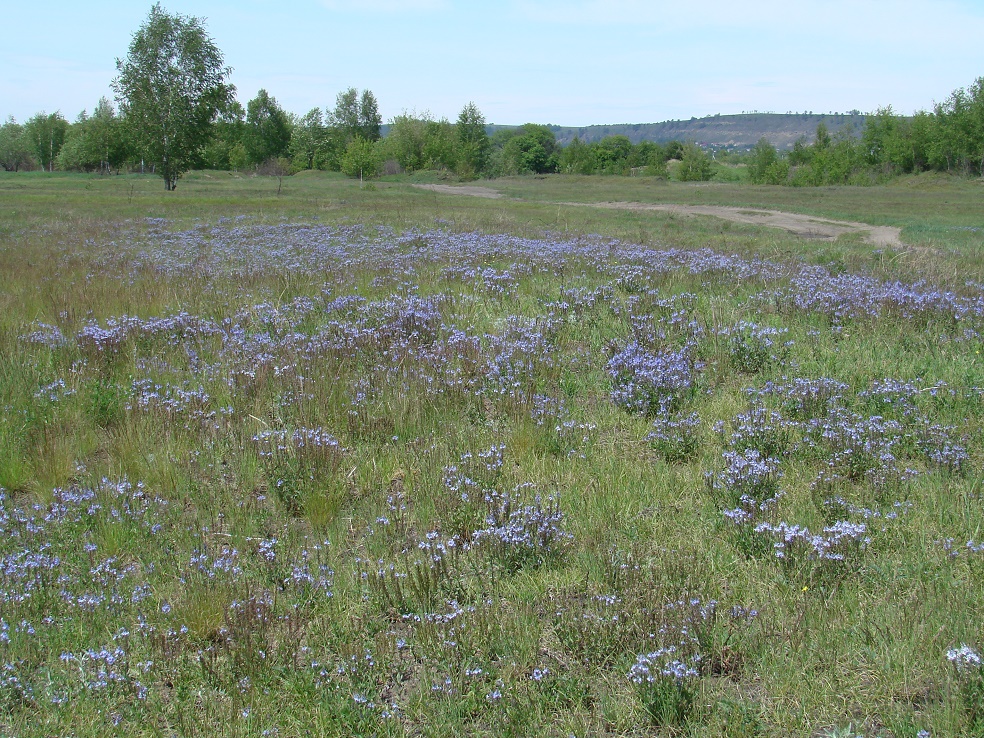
577;201;903;247
414;183;504;199
412;184;903;247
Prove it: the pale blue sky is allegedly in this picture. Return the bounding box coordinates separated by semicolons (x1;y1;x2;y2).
3;1;983;126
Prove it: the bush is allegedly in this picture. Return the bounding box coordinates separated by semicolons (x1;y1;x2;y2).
676;143;714;181
948;644;984;731
340;137;382;180
629;649;700;727
607;342;701;416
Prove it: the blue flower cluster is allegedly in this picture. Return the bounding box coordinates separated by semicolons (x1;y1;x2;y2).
608;342;700;416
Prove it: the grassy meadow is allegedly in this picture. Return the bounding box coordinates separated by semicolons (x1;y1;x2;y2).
1;170;984;736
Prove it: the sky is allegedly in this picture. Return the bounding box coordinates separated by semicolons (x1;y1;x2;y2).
2;0;983;127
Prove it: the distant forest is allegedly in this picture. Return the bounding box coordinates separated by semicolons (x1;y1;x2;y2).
2;6;983;187
4;84;983;187
541;112;867;149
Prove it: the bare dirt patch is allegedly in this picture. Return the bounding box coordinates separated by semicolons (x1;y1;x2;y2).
566;201;903;248
410;183;903;248
413;183;504;199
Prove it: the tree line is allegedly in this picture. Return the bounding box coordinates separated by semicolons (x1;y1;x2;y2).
740;84;984;187
2;5;983;189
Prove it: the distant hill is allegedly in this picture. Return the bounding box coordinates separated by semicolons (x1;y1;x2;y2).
493;113;869;151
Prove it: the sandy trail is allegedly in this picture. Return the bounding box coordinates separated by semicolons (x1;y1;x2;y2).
414;183;505;199
412;183;903;248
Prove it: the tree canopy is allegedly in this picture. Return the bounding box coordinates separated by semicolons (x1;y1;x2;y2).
455;102;491;178
111;3;234;190
8;10;984;189
57;98;128;174
0;117;32;172
24;112;69;172
676;143;713;182
244;89;291;165
493;123;559;175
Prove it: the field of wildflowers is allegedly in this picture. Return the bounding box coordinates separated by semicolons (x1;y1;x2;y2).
1;172;983;736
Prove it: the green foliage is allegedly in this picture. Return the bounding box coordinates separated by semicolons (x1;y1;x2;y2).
896;111;935;173
644;159;669;178
23;111;69;172
665;140;685;160
632;140;669;177
424;118;459;171
202;99;245;170
88;378;127;428
949;648;984;734
746;137;788;184
861;106;898;169
244;89;292;166
594;135;633;174
13;57;984;187
340;136;382;179
713;699;766;737
322;87;383;172
455;101;491;178
330;87;360;140
676;142;714;181
288;107;328;171
0;117;32;172
554;135;671;177
494;123;559;175
637;674;696;728
559;136;596;174
57;98;128;174
788;136;811;166
814;122;832;151
749;77;984;184
53;124;93;173
383;111;465;174
385;113;430;173
329;87;381;146
358;89;382;142
764;161;789;185
793;129;864;186
932;77;984;175
227;141;248;171
112;3;234;190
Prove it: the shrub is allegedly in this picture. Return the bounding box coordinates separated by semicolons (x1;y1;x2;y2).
647;411;702;462
948;644;984;731
721;321;791;374
628;648;700;727
608;342;700;416
341;137;382;180
473;485;572;572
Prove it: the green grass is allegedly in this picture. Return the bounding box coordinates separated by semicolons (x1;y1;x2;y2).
1;170;983;736
6;168;982;285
